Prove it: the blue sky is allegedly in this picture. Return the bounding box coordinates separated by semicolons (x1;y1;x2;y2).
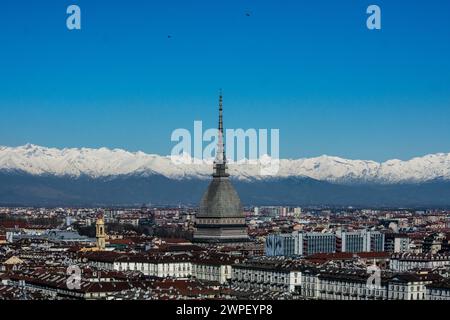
0;0;449;161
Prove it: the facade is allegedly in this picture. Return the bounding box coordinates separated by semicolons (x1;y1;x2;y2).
426;281;450;300
191;263;232;284
340;231;366;253
190;253;237;284
390;253;450;272
265;232;337;257
370;232;385;252
265;233;299;257
385;234;411;253
193;94;248;244
265;230;385;257
297;268;437;300
394;237;411;253
82;252;235;284
387;274;432;300
265;232;336;257
340;230;384;253
231;261;302;293
83;253;190;278
313;270;389;300
299;232;336;256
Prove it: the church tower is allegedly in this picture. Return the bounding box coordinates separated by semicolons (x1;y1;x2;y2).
193;92;249;244
96;214;106;250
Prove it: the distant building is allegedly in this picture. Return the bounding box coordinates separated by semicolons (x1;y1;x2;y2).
339;230;384;253
385;234;411;253
265;232;336;257
293;207;302;218
265;233;299;257
231;260;302;293
394;237;411;253
82;251;237;284
300;268;438;300
423;233;445;254
299;232;336;256
265;230;386;257
390;253;450;272
370;232;385;252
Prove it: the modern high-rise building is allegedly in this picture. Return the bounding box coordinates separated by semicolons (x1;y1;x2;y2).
299;232;336;256
193;93;249;244
265;233;299;257
265;230;386;257
265;231;336;257
370;231;385;252
339;230;385;253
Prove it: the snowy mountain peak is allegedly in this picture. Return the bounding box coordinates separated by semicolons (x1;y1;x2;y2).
1;144;450;184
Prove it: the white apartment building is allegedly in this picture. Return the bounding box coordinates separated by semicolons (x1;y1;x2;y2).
82;252;236;284
387;274;436;300
231;261;302;293
394;237;411;253
298;268;438;301
390;253;450;272
300;268;388;300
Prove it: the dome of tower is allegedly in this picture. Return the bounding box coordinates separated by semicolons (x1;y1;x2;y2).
198;177;244;218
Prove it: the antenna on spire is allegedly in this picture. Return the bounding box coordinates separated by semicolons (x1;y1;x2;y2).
218;89;223;135
213;89;229;177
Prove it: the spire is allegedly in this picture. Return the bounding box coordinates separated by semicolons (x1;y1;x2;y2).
218;89;223;134
214;90;229;177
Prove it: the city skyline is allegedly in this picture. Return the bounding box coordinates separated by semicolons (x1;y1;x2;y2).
1;0;450;161
3;0;450;308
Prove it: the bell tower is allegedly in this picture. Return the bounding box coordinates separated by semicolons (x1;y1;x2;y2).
96;214;106;250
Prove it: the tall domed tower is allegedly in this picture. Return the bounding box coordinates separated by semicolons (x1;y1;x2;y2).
193;92;248;244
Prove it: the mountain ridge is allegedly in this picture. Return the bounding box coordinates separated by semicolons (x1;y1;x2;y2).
1;144;450;184
2;171;450;207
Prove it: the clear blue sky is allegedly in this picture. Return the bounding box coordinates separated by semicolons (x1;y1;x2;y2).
0;0;449;161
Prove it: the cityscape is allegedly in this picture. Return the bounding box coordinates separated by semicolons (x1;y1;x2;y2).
1;97;450;301
1;0;450;310
1;204;450;300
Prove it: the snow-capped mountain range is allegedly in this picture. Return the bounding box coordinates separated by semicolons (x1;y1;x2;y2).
1;144;450;184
